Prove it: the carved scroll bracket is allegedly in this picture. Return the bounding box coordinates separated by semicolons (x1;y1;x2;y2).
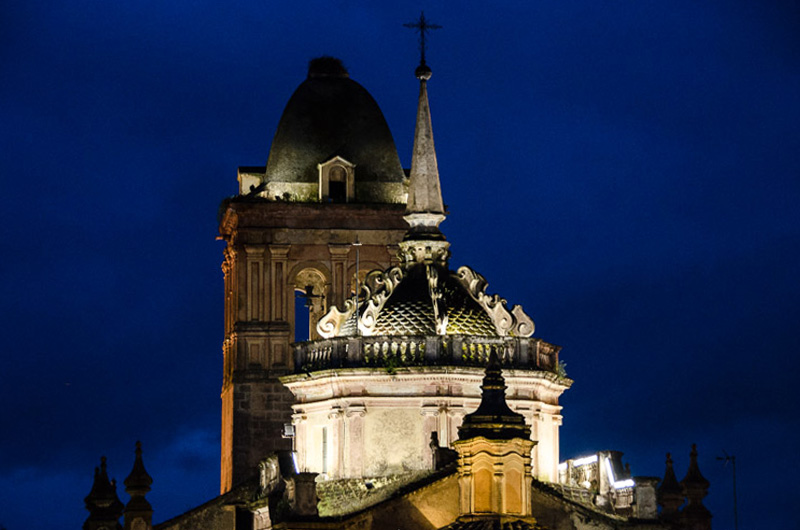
455;266;535;337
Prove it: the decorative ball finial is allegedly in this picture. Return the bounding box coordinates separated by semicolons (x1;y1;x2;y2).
415;63;432;80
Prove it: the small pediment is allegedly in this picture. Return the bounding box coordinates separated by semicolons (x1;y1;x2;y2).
318;156;356;202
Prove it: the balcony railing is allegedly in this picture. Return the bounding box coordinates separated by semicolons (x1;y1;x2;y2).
293;335;560;375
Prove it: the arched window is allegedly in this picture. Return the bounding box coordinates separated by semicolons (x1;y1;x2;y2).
293;268;327;342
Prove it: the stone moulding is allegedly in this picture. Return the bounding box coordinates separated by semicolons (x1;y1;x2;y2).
455;266;535;337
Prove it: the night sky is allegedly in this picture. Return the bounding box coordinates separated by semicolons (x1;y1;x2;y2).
2;2;799;529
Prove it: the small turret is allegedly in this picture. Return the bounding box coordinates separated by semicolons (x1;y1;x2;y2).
657;452;683;519
680;444;712;530
83;457;124;530
452;351;536;520
124;441;154;530
458;351;531;441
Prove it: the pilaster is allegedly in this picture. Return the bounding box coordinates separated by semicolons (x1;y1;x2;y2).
328;244;351;309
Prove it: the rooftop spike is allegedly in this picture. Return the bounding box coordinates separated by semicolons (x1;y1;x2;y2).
124;441;154;530
458;351;531;440
84;456;124;530
680;444;712;529
657;452;683;518
405;64;446;231
399;60;451;268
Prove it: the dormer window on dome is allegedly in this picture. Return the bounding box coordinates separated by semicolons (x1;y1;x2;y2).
318;156;355;202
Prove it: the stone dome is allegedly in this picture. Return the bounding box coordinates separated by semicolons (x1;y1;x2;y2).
319;263;534;339
371;266;498;336
263;57;406;203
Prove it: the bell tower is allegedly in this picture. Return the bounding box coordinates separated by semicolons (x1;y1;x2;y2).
217;57;409;492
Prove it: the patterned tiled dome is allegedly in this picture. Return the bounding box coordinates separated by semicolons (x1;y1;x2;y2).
318;263;534;340
370;268;498;336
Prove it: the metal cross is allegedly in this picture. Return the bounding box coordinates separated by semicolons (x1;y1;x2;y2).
404;11;441;66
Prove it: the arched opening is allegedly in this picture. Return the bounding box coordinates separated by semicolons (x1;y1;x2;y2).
294;289;311;343
318;156;355;203
293;268;327;342
328;165;347;203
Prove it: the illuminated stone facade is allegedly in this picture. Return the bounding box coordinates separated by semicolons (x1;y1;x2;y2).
86;55;712;530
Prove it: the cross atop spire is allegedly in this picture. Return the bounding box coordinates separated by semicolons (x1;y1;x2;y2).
404;11;441;69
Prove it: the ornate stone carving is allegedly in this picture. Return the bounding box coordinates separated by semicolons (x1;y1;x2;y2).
456;266;535;337
316;298;356;338
427;265;448;335
316;266;405;338
398;239;450;267
357;266;404;336
255;455;281;499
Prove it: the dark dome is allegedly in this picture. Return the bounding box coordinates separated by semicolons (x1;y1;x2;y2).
265;59;406;188
372;268;499;336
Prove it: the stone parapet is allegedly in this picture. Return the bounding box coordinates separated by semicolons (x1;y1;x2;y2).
293;335;561;375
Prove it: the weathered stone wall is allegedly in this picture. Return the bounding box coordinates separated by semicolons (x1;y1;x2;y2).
218;199;408;492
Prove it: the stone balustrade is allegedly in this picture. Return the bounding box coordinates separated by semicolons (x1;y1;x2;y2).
293;335;560;374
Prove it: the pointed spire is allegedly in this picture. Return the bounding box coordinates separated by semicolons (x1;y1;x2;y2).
84;457;124;530
680;444;711;525
124;441;154;530
406;65;445;217
657;452;683;518
399;62;450;267
458;351;531;440
124;441;153;494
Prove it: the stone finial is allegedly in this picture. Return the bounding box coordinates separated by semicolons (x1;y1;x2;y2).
680;444;712;530
84;457;124;530
124;441;153;530
458;351;531;441
657;452;683;518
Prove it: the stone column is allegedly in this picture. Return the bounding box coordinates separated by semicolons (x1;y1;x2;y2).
345;405;366;478
421;405;440;468
268;245;290;323
244;245;265;322
292;412;308;471
328;244;351;310
329;407;344;478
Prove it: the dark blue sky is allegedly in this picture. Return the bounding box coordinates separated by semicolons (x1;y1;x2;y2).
1;2;798;529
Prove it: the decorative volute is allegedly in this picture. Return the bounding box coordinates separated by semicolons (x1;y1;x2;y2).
657;452;683;518
314;61;534;341
84;456;124;530
124;441;154;530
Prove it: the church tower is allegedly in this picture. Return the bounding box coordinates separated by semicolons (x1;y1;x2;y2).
283;58;569;484
217;57;410;492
